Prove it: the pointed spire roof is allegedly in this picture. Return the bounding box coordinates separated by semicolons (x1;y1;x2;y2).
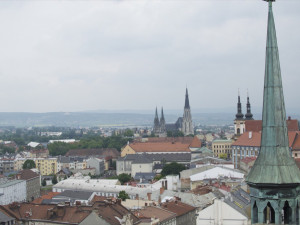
160;107;165;121
184;88;190;109
245;91;253;120
235;90;244;120
246;1;300;185
154;107;159;126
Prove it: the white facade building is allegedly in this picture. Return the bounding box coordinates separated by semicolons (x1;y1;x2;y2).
0;179;26;205
197;199;248;225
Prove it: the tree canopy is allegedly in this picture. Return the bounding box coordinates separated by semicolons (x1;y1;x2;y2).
22;159;36;169
118;190;130;201
118;173;131;185
161;162;186;177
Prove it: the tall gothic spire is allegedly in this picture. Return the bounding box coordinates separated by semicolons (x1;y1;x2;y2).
245;91;253;120
160;107;166;133
246;1;300;185
184;88;190;109
235;90;244;120
154;107;159;126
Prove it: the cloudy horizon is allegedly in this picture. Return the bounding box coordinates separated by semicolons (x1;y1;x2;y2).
0;0;299;114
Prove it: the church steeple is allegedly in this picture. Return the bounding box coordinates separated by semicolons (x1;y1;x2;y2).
160;107;166;133
246;2;300;224
184;88;190;109
245;91;253;120
153;107;160;134
235;90;244;120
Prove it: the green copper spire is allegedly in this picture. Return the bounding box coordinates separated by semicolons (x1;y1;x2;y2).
246;1;300;184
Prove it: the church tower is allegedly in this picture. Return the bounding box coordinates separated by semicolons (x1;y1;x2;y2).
246;1;300;224
245;91;254;120
182;88;194;135
153;107;160;135
234;91;245;137
160;107;166;134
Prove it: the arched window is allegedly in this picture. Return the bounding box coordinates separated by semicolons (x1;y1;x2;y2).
283;201;292;224
253;201;258;224
237;128;240;135
263;202;275;224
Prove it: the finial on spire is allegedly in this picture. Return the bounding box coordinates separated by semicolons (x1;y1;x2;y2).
247;89;249;98
238;88;240;96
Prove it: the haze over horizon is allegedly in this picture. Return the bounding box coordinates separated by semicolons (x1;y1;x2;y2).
0;1;299;113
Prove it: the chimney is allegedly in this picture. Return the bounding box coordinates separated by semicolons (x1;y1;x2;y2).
158;195;162;204
160;187;164;195
147;193;152;201
249;131;252;139
136;194;139;200
288;116;291;120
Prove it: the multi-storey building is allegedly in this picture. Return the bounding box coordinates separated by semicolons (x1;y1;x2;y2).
16;169;40;201
35;158;57;175
211;139;233;158
0;179;26;205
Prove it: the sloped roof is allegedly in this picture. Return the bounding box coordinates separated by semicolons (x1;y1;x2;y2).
245;119;299;132
161;201;196;217
138;206;176;222
292;132;300;150
190;167;244;181
17;169;39;180
66;148;120;158
129;142;190;153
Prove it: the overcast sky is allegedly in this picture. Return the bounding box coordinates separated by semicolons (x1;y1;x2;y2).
0;0;299;114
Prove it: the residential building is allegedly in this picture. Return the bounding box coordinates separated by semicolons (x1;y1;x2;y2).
0;158;14;175
0;179;26;205
121;141;191;157
16;169;40;201
212;139;233;158
66;148;120;161
197;199;248;225
35;158;57;175
161;200;197;225
137;206;176;225
41;190;95;205
86;157;105;175
232;131;300;168
0;209;15;225
13;158;27;171
29;149;49;158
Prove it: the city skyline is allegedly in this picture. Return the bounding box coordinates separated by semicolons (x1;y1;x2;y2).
0;1;299;113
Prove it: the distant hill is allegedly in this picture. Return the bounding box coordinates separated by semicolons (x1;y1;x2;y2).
0;112;298;128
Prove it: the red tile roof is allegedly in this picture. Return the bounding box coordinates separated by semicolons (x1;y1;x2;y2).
160;201;196;217
137;206;176;223
129;142;191;153
292;132;300;150
240;157;257;164
32;192;60;204
233;131;298;148
245;119;299;132
137;136;202;148
16;169;39;181
66;148;120;158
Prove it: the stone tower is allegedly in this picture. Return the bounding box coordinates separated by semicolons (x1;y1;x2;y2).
234;91;245;137
160;107;166;134
245;92;254;120
182;88;194;135
153;107;160;134
246;1;300;224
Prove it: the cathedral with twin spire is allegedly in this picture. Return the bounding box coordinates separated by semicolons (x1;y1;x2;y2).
153;88;194;137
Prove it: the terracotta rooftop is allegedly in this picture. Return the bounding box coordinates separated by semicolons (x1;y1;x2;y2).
66;148;120;158
91;195;107;203
129;142;191;153
240;157;257;164
16;169;39;181
161;200;196;217
245;119;299;132
137;206;176;223
137;136;201;148
292;132;300;150
233;131;298;148
32;192;60;204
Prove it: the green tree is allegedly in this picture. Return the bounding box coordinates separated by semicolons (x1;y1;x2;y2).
167;130;184;137
42;179;47;186
118;173;131;185
123;129;134;137
219;153;228;160
161;162;186;177
22;159;36;169
52;175;58;184
118;190;130;201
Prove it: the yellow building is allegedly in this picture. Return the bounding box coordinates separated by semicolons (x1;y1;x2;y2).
35;158;57;175
14;158;27;171
212;139;233;158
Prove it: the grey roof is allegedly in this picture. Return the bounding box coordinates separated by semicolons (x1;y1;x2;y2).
54;190;94;200
134;173;155;181
131;155;152;164
165;124;178;131
0;179;24;188
58;156;71;163
246;2;300;185
0;210;14;223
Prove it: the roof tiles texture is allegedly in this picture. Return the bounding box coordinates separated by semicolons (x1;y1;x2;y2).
129;142;191;153
245;119;299;132
161;201;196;217
138;206;176;223
66;148;120;158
